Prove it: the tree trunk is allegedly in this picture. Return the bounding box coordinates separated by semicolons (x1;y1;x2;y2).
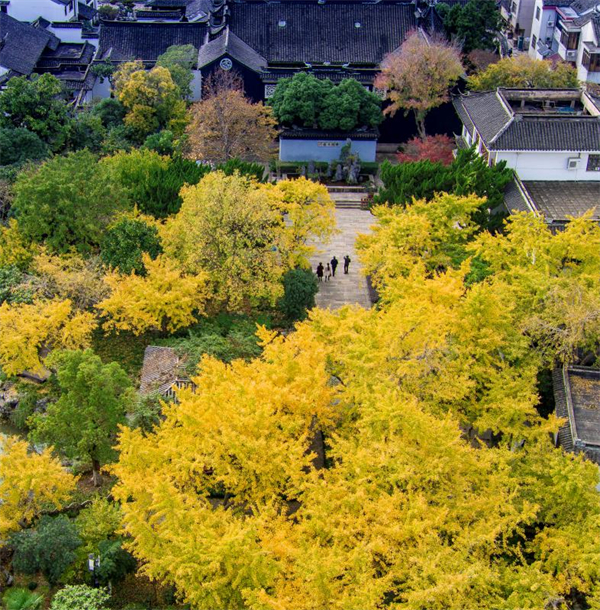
91;458;102;487
415;112;427;140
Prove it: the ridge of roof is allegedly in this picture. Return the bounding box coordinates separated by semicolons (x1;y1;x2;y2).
197;26;267;71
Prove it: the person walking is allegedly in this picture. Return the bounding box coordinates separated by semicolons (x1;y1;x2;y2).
325;263;332;281
343;254;351;274
316;262;324;282
330;256;339;277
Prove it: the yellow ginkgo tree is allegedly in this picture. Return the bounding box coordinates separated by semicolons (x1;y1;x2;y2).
0;298;96;377
0;437;77;539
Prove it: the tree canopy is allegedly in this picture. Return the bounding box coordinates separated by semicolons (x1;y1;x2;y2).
12;151;129;254
30;349;133;485
0;74;70;151
437;0;502;53
375;147;513;230
468;55;579;90
112;197;600;610
186;71;278;162
0;437;76;538
375;32;463;137
113;61;188;140
270;72;382;131
156;44;197;100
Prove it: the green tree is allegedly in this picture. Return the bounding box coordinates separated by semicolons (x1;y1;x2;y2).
30;349;133;486
438;0;502;53
278;268;319;322
65;112;106;153
269;72;332;128
0;128;48;166
104;149;210;217
3;588;44;610
468;55;579;90
375;147;513;230
270;73;382;131
143;129;177;156
50;586;109;610
101;216;162;275
319;77;382;131
91;98;127;130
156;44;197;100
11;516;81;586
12;151;128;254
0;74;70;151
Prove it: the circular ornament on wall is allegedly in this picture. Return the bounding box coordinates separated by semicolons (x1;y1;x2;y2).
220;58;233;71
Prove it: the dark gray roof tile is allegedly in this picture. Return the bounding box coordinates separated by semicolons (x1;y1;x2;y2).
0;13;55;75
197;27;267;71
227;1;416;65
98;20;207;62
493;116;600;151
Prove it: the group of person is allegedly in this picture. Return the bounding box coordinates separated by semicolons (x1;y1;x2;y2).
316;255;351;282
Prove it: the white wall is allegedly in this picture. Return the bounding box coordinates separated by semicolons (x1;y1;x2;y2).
493;150;600;180
529;2;559;58
190;70;202;101
48;23;95;44
8;0;74;22
91;75;111;101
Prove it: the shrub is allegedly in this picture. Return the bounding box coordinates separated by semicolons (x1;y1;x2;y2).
217;158;265;182
50;585;109;610
101;216;162;275
278;268;319;322
11;516;81;586
3;587;43;610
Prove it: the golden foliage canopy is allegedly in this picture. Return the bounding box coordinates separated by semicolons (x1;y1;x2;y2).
0;436;77;539
0;298;96;377
113;62;188;138
97;254;209;335
468;55;579;91
113;194;600;609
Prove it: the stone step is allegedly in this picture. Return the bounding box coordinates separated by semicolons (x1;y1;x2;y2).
326;185;368;193
335;202;365;209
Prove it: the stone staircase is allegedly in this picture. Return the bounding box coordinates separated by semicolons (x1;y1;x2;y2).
327;185;371;209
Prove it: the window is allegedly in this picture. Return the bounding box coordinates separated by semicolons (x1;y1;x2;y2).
586;155;600;171
532;34;538;49
511;1;517;12
560;29;580;50
535;6;541;20
583;50;600;72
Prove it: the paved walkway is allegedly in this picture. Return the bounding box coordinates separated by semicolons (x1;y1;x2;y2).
309;208;375;310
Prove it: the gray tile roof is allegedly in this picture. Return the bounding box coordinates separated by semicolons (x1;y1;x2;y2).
553;365;600;463
522;181;600;222
227;1;416;65
570;0;598;13
197;27;267;71
494;116;600;151
453;91;512;143
503;178;536;214
97;20;207;62
139;346;180;394
454;89;600;152
0;13;56;75
78;2;98;20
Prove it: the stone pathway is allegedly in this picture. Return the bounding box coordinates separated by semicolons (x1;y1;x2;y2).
309;208;375;310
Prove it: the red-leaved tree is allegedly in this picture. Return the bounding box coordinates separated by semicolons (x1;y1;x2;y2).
397;134;455;166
